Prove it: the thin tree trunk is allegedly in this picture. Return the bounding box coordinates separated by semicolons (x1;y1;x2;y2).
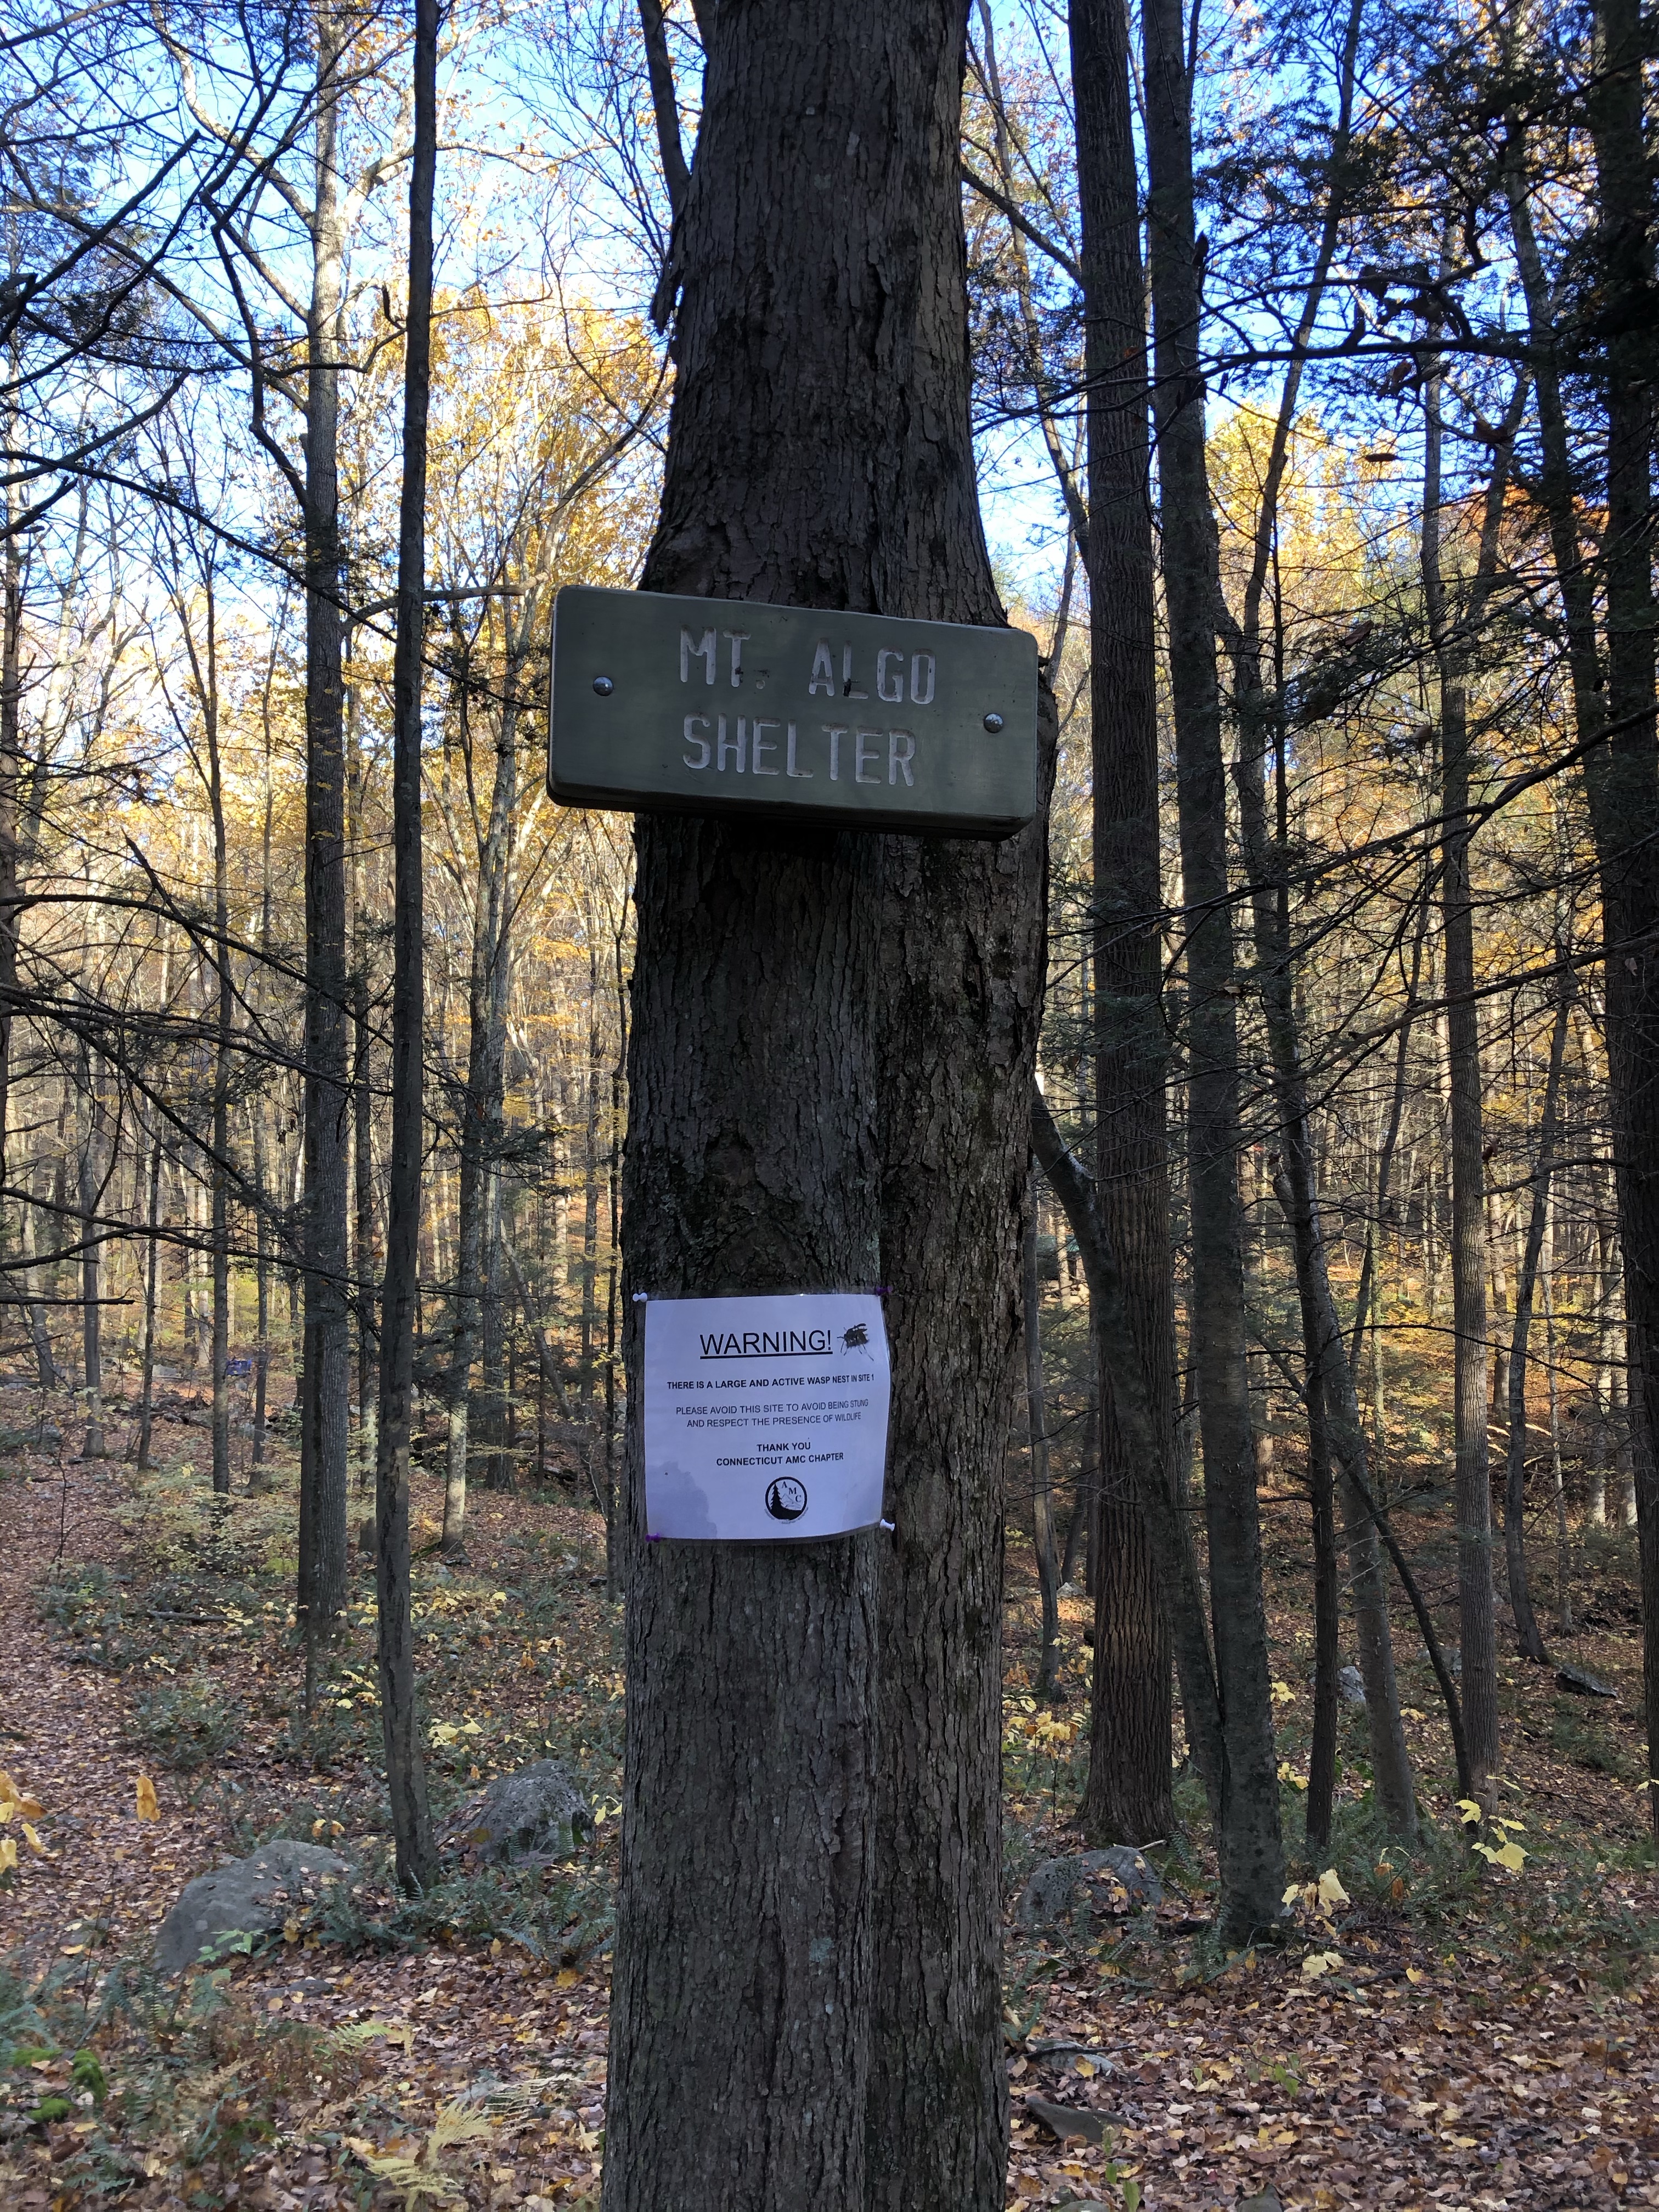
252;1102;270;1482
189;573;234;1499
1025;1165;1062;1699
77;1046;104;1459
1503;990;1570;1664
0;520;22;1197
1034;1088;1227;1800
374;0;439;1893
1059;1374;1096;1588
299;0;353;1645
1587;0;1659;1838
1305;1379;1341;1859
1267;1158;1419;1840
444;639;524;1543
580;968;601;1413
352;750;377;1493
136;1134;162;1472
1069;0;1176;1855
1420;308;1514;1801
1542;1199;1572;1634
1143;0;1284;1937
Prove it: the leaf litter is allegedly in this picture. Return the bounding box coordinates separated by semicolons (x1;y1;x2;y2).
0;1384;1652;2210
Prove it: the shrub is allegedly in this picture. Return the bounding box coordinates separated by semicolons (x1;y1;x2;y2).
131;1674;243;1771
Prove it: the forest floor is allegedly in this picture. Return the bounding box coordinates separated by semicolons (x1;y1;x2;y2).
0;1379;1654;2211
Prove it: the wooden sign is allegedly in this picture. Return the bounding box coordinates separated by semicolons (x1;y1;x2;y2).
548;584;1038;837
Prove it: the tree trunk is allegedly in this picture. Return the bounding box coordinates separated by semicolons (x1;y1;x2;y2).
0;521;22;1197
1542;1199;1573;1634
198;577;233;1499
481;1163;509;1488
1059;1375;1096;1589
354;979;377;1487
1304;1359;1341;1858
1024;1166;1062;1700
77;1045;104;1460
1586;0;1659;1837
136;1134;162;1473
1033;1087;1227;1807
1421;336;1502;1799
1503;990;1570;1664
299;1;352;1637
1268;1160;1418;1841
445;620;526;1533
1068;0;1175;1855
1234;686;1417;1841
374;0;440;1894
580;980;601;1412
1143;0;1284;1937
252;1101;270;1482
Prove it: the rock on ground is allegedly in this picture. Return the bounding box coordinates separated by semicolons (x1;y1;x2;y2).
155;1839;352;1976
454;1758;593;1863
1556;1660;1619;1698
1015;1845;1163;1931
1338;1662;1367;1707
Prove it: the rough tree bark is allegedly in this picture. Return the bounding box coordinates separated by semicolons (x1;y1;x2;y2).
612;17;1045;2206
607;5;940;2202
1068;0;1176;1853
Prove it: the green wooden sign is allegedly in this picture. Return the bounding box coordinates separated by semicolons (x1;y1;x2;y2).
548;585;1038;837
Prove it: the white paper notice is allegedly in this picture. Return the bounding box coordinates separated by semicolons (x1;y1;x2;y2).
643;1293;890;1541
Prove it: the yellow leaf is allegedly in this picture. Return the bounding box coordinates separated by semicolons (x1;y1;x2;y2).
1455;1797;1483;1827
1301;1949;1341;1980
1075;2056;1096;2078
555;1967;579;1989
0;1837;16;1874
1493;1839;1527;1871
134;1775;160;1822
1405;1966;1425;1984
21;1822;46;1856
1317;1869;1350;1913
1271;1680;1296;1704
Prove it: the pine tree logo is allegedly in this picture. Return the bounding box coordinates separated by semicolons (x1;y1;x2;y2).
765;1476;808;1521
